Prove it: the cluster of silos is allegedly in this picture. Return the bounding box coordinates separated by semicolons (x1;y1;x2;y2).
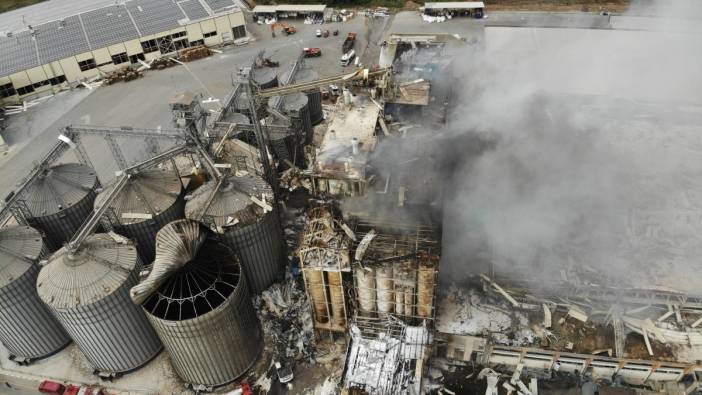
281;68;324;126
94;168;185;264
264;115;303;168
306;270;345;328
184;173;283;294
136;220;263;388
353;259;437;320
234;68;279;114
17;163;100;251
0;226;71;362
36;233;162;374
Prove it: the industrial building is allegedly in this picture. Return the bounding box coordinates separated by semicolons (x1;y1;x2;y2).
0;0;247;104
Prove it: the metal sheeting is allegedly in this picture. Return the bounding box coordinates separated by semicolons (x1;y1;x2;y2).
204;0;238;12
20;163;100;252
0;226;71;360
141;221;262;387
126;0;191;37
94;168;185;264
282;68;324;125
36;234;161;373
0;31;41;78
184;175;283;293
34;15;91;67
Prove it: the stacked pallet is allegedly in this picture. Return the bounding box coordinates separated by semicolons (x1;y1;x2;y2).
104;67;143;85
179;46;211;62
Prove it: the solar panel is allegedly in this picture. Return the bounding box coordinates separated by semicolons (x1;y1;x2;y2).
82;5;140;49
179;0;210;21
204;0;237;13
126;0;189;37
0;32;40;77
34;16;91;66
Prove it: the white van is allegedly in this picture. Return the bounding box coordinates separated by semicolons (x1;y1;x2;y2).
340;50;355;66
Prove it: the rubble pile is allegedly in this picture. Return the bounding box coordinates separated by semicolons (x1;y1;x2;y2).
253;274;316;369
178;46;212;62
151;57;176;70
104;67;143;85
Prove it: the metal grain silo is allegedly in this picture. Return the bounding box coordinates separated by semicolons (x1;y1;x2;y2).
0;226;71;362
17;163;100;251
185;174;283;293
137;220;263;388
264;115;304;169
282;68;323;125
252;67;278;89
36;233;162;375
270;93;313;145
94;168;185;264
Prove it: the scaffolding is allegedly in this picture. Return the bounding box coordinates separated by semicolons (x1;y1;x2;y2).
350;219;440;339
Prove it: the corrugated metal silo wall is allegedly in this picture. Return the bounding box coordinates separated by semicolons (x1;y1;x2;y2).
27;180;100;252
295;100;313;145
48;262;162;373
145;275;263;387
223;210;284;294
307;90;324;126
114;194;186;265
0;264;71;360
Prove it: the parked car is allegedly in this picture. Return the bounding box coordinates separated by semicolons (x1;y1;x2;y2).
315;29;322;37
303;47;322;58
39;381;66;395
323;30;330;38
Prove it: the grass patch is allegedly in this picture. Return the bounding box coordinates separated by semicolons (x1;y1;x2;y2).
0;0;47;14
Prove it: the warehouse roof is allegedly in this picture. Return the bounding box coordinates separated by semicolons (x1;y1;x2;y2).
252;4;327;13
423;2;485;9
0;0;240;79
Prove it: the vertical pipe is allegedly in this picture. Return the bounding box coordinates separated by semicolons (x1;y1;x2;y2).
306;269;329;323
376;264;394;316
354;266;376;313
417;263;435;318
327;271;345;327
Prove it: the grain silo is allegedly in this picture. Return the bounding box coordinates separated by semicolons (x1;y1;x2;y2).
135;220;263;388
281;68;323;125
185;174;283;293
94;168;185;264
0;226;71;362
252;67;279;89
264;115;304;168
36;233;162;375
17;163;100;251
270;93;313;144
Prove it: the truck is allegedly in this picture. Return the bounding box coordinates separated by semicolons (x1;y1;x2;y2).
342;32;356;53
340;50;355;67
303;47;322;58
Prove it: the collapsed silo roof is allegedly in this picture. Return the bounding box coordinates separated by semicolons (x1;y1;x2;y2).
94;168;182;225
0;226;44;288
185;174;274;230
36;233;138;309
18;163;98;217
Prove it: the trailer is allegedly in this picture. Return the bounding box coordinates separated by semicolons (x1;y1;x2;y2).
342;33;357;53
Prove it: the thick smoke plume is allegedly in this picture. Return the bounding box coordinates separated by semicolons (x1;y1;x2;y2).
382;1;702;293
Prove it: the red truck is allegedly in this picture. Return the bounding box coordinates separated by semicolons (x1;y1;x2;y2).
39;381;66;395
342;32;356;53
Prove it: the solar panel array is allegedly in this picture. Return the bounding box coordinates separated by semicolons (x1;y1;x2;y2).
0;0;239;79
34;16;90;64
178;0;210;21
81;6;141;50
204;0;238;13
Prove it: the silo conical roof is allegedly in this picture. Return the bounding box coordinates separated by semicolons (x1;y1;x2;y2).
185;175;273;229
94;168;182;225
19;163;98;217
0;226;44;288
37;234;138;309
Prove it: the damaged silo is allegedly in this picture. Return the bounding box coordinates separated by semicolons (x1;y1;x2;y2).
17;163;100;251
264;115;304;168
253;67;279;89
185;174;283;293
0;226;71;362
36;233;161;375
282;68;324;125
94;168;185;264
133;220;263;388
270;93;313;145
